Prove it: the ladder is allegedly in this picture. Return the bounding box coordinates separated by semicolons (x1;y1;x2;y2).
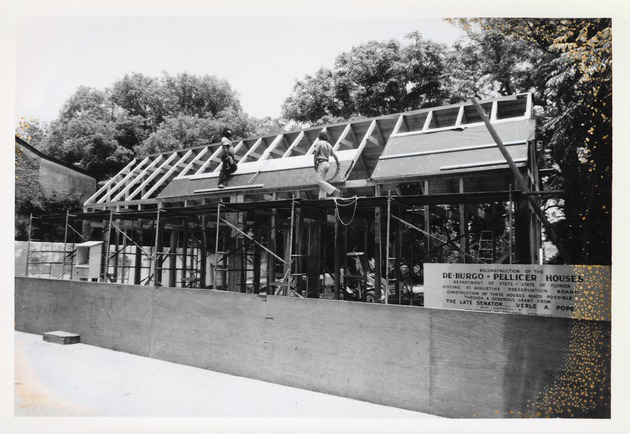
477;230;494;263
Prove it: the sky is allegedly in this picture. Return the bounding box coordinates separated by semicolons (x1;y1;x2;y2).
15;16;464;124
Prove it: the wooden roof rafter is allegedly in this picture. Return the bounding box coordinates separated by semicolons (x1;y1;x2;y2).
178;147;209;178
109;155;165;203
127;152;181;201
95;157;151;204
84;159;137;206
282;131;306;158
141;149;194;200
238;138;263;164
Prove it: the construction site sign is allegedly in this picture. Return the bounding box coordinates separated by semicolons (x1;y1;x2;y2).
424;264;610;321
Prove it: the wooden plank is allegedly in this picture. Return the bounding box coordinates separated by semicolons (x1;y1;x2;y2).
194;184;264;194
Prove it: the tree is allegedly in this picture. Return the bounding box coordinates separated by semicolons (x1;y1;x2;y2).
39;87;134;180
451;18;612;264
282;68;341;124
282;34;452;124
15;117;49;147
34;73;262;178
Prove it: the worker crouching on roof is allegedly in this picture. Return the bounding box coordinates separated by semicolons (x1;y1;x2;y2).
218;128;238;189
313;131;341;199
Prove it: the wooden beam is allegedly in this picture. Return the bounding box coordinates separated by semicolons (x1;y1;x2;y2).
85;159;137;205
332;124;352;152
258;134;284;161
422;111;433;131
195;146;225;175
108;156;161;203
342;119;377;180
96;157;151;204
282;131;305;158
142;149;193;199
177;146;210;178
126;152;179;201
391;115;405;136
239;138;264;164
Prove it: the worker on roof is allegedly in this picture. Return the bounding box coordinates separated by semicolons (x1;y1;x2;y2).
218;128;238;189
313;131;341;199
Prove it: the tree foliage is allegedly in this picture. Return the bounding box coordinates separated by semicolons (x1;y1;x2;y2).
32;73;279;180
282;33;451;124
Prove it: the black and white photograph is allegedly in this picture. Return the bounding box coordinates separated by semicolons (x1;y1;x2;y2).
2;0;627;433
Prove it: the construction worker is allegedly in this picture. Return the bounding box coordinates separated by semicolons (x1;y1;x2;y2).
313;131;341;199
218;128;238;189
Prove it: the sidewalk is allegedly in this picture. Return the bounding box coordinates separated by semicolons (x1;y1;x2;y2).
14;331;440;418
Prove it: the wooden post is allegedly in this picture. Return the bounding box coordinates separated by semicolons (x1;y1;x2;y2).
62;210;69;280
25;213;33;277
363;220;369;301
153;207;163;286
424;180;431;260
459;177;466;263
169;228;177;287
384;193;391;305
133;222;142;285
253;212;261;294
509;186;514;264
321;210;328;299
267;195;277;295
374;206;382;301
239;211;246;293
182;217;188;285
200;216;207;288
333;214;340;300
397;210;403;305
112;217;121;282
102;210;114;282
214;202;222;289
295;204;303;296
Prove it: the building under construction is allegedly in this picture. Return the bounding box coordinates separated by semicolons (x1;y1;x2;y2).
25;93;553;305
